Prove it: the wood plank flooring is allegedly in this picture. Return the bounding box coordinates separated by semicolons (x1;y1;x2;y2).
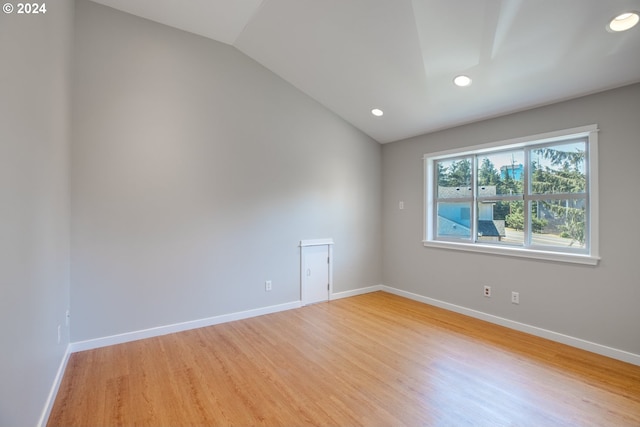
48;291;640;426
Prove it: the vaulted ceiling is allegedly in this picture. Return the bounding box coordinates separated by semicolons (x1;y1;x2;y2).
89;0;640;143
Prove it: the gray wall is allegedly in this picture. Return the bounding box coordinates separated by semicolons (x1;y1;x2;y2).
71;1;382;342
0;1;73;426
382;83;640;355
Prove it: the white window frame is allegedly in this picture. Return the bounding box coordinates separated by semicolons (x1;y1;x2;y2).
424;125;599;265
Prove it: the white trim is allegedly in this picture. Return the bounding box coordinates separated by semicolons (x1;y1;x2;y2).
58;280;638;394
586;127;599;260
38;344;72;427
423;240;600;265
68;284;382;354
331;285;383;300
422;124;598;160
423;124;600;265
380;285;640;366
328;245;333;301
300;238;334;247
70;301;302;353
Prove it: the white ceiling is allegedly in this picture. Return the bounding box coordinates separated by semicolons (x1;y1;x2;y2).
89;0;640;143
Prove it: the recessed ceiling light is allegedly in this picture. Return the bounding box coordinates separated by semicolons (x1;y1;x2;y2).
453;75;472;87
371;108;384;117
607;12;639;32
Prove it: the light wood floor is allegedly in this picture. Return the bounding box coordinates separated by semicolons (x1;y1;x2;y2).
48;291;640;426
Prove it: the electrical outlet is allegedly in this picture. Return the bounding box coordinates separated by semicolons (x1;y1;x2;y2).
65;309;70;327
483;285;491;297
511;291;520;304
399;201;405;210
265;280;272;291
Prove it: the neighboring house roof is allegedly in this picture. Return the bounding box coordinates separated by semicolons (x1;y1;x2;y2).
438;185;497;198
493;220;506;237
478;220;501;237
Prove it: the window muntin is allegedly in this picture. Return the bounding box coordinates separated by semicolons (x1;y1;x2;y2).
425;125;598;264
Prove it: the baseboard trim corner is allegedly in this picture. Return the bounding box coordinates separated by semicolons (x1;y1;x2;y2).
380;285;640;367
331;284;383;300
38;344;72;427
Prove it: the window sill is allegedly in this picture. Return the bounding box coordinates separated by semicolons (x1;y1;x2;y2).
423;240;600;266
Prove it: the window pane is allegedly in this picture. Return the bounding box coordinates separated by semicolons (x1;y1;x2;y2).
530;142;586;195
437;158;472;198
437;202;471;239
477;201;524;245
477;151;524;196
530;199;586;249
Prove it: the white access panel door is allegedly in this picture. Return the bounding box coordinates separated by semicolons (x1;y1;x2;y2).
302;244;331;305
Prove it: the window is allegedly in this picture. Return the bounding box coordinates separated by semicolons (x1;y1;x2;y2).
424;125;599;265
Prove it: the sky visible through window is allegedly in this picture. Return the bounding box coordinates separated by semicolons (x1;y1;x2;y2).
485;141;586;175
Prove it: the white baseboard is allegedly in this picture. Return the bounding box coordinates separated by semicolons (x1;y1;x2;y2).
46;283;638;427
70;300;303;353
380;285;640;366
38;344;72;427
331;284;383;301
67;283;640;368
69;285;386;353
68;283;386;354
